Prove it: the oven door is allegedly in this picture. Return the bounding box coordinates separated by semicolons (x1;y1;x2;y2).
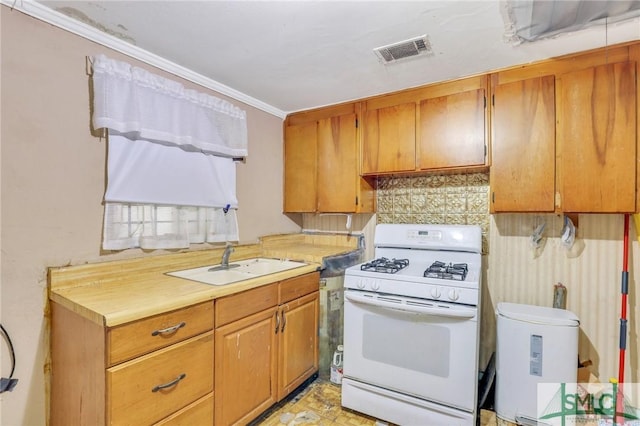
343;289;479;412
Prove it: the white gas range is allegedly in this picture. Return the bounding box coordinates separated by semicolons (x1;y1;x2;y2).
341;223;482;426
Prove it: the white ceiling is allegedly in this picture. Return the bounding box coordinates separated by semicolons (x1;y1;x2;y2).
26;1;640;116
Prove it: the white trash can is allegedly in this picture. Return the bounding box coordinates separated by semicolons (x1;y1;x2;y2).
495;302;579;425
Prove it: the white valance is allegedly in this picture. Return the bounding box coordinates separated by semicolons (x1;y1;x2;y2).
92;54;248;158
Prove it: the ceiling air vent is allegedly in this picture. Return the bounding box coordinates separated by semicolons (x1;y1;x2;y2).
373;35;433;64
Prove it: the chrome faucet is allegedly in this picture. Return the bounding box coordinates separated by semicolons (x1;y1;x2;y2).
221;244;234;268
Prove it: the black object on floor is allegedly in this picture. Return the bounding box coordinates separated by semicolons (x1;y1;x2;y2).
478;352;496;411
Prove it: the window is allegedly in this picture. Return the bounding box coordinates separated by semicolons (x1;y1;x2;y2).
103;203;238;250
91;54;247;250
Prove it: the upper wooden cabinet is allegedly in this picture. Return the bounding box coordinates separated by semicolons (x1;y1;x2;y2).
490;74;556;213
361;75;489;176
557;60;636;213
285;41;640;214
490;45;637;213
284;122;317;212
284;103;375;213
317;113;359;212
362;102;416;174
417;81;487;170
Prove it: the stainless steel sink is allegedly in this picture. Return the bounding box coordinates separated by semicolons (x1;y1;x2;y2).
166;257;308;286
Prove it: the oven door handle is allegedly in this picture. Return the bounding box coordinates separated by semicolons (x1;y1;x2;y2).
345;292;475;319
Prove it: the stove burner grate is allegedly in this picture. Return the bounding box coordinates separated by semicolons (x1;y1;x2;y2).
424;261;468;281
360;257;409;274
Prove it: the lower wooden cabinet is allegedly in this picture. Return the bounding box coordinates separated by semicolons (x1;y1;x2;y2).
277;291;319;400
50;301;215;426
51;272;319;426
214;272;320;426
107;332;214;425
154;393;214;426
214;307;278;425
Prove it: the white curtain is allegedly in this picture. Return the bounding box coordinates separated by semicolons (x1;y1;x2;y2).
103;203;239;250
105;134;238;207
92;55;245;250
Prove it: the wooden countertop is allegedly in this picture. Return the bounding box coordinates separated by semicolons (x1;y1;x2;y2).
260;232;362;263
49;233;360;327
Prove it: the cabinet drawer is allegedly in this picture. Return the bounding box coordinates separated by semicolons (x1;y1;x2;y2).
153;392;214;426
279;272;320;304
215;282;278;327
107;331;214;426
108;301;214;366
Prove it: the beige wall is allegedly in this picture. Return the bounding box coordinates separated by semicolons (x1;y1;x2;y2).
0;7;299;425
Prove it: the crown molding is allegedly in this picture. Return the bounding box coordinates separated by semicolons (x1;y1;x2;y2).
1;0;287;119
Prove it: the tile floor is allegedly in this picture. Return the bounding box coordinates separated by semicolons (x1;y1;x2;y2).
254;378;502;426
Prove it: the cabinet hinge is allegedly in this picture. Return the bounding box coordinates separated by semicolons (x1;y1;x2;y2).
484;144;487;157
492;192;495;203
355;118;359;128
355;196;359;206
484;96;487;108
492;94;495;106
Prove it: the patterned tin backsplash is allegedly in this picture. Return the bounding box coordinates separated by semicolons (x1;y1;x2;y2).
376;173;490;253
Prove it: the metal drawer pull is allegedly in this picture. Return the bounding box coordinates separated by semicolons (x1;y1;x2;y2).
275;311;280;334
151;322;186;336
281;310;286;332
152;373;186;392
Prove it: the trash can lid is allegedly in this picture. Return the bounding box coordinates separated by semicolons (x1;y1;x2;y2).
496;302;580;327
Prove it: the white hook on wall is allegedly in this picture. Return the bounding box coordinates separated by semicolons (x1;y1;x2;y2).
561;215;576;250
319;213;353;231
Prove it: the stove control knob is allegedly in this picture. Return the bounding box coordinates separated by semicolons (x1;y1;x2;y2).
448;289;459;301
371;281;380;291
357;279;365;289
430;288;441;299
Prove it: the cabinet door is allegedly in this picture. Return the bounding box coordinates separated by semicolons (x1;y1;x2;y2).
277;291;319;400
418;88;487;170
491;75;556;212
362;103;416;174
317;113;358;212
557;61;636;212
214;308;278;426
284;122;318;212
